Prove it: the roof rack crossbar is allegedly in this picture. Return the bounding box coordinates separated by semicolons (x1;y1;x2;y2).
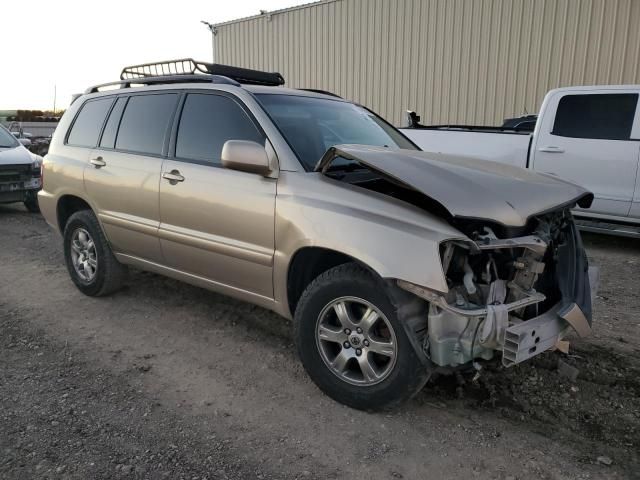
120;58;285;86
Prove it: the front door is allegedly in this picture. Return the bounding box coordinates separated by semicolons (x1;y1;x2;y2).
532;91;639;217
158;92;277;299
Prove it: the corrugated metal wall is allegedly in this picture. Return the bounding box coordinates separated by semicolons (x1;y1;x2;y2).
215;0;640;126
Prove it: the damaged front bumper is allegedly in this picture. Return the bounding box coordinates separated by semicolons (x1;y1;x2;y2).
399;279;595;367
398;218;596;368
502;300;591;366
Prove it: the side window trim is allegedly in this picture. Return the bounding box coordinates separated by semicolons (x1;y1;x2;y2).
64;96;115;147
97;96;128;149
632;90;640;140
168;89;267;168
167;92;187;160
162;92;184;157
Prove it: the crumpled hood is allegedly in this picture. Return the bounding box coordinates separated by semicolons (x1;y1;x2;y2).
0;145;34;166
316;145;593;227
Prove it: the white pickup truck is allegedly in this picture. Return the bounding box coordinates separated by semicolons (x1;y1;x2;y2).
400;85;640;237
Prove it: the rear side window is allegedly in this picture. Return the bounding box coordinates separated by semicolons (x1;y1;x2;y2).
100;97;128;149
552;93;638;140
67;98;113;147
175;93;264;165
116;94;178;155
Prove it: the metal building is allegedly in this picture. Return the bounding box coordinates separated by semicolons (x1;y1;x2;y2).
213;0;640;126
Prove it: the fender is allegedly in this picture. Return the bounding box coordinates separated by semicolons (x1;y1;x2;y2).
272;171;465;318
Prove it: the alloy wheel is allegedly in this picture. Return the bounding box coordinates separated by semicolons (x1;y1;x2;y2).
315;296;397;386
70;228;98;282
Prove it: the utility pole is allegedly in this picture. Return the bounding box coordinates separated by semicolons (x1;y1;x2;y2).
53;84;57;114
200;21;218;63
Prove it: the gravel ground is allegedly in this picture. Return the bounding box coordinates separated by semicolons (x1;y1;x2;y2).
1;204;639;479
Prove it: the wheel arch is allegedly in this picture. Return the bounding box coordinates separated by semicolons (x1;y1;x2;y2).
286;246;380;317
57;194;93;232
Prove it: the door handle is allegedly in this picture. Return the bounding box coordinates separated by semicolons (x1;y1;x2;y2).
538;146;565;153
162;170;185;184
90;156;106;168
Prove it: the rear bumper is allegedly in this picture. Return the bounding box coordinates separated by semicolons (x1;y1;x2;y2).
37;190;59;232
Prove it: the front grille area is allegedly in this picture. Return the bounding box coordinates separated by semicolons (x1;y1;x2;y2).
0;164;31;184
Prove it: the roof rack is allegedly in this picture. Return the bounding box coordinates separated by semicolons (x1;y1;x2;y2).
84;74;240;94
120;58;285;86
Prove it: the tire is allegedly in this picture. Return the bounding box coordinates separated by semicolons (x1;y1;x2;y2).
63;209;127;296
294;263;430;410
24;193;40;213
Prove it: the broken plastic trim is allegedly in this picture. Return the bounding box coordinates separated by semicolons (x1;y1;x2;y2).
397;279;546;318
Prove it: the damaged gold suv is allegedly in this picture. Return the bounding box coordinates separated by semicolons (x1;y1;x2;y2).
39;60;596;410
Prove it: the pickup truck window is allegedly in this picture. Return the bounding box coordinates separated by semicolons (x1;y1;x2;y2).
552;93;638;140
175;93;264;165
256;94;415;170
67;98;114;147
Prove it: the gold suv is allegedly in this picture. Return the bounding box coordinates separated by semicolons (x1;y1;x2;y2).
39;59;596;410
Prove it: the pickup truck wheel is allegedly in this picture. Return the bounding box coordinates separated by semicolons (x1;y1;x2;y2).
24;194;40;213
294;263;430;410
63;210;127;297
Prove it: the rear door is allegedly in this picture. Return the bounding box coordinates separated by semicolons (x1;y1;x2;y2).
158;91;277;299
84;92;179;262
531;90;640;217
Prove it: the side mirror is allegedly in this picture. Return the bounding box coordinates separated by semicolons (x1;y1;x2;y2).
19;138;32;146
221;140;271;176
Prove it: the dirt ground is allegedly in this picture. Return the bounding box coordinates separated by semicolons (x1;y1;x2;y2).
1;204;638;480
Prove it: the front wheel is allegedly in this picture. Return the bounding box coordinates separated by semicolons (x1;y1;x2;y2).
24;192;40;213
294;263;430;410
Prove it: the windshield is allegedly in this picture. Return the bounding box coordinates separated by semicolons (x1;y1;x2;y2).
0;125;19;148
255;94;416;170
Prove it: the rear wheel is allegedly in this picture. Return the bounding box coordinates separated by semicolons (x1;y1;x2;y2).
63;210;127;296
294;263;430;410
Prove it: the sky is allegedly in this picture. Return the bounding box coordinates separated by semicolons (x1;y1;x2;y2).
1;0;303;111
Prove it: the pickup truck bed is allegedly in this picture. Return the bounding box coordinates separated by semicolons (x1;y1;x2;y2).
401;126;532;168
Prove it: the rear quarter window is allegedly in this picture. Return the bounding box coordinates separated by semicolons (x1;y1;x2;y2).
66;98;114;147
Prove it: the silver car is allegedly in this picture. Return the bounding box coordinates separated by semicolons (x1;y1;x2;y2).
0;124;42;212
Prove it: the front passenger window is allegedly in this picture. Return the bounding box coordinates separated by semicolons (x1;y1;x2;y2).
175;94;265;165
